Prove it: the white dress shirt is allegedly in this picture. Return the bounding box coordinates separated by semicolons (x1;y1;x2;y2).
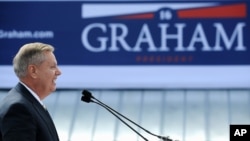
19;81;46;109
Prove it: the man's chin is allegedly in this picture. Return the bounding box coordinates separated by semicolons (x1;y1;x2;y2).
50;86;57;92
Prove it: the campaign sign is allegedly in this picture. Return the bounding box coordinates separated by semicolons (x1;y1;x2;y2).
0;0;250;89
0;1;249;65
230;125;250;141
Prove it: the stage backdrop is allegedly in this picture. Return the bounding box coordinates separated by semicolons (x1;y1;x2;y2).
0;0;249;89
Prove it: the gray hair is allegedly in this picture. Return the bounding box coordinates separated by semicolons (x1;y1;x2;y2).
13;42;55;78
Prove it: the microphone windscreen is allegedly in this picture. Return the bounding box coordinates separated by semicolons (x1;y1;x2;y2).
82;90;92;98
81;96;91;103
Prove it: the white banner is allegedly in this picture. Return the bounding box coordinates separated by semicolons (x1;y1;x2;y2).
1;65;250;89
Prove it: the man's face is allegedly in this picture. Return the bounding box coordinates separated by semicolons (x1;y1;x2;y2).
36;51;61;96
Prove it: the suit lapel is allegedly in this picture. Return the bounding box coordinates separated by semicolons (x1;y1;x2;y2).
33;103;59;140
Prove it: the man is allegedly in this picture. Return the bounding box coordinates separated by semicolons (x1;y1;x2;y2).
0;42;62;141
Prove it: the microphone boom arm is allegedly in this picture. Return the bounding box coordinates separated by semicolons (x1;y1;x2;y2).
92;100;149;141
91;95;173;141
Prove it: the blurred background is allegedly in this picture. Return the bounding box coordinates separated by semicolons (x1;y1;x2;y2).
0;0;250;141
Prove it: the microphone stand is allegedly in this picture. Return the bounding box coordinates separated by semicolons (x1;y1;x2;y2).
92;100;149;141
90;95;173;141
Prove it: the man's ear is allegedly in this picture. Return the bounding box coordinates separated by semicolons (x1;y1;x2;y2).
28;65;38;78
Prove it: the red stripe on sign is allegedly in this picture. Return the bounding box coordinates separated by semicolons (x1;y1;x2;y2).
117;13;154;19
178;3;246;18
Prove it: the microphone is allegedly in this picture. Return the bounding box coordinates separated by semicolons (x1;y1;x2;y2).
81;90;178;141
81;90;92;103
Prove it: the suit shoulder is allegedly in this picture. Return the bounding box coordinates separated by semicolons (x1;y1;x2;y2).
0;89;32;116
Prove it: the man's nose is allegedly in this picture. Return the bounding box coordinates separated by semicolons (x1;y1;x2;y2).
56;67;62;75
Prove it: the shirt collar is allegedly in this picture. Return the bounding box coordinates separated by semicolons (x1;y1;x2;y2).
19;81;45;106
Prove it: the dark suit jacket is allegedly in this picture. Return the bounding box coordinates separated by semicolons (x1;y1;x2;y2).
0;83;59;141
